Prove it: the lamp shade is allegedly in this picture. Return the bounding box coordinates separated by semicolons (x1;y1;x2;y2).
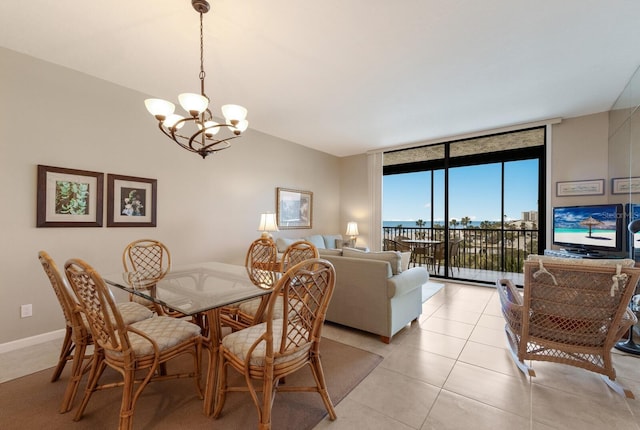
259;213;279;238
346;221;359;237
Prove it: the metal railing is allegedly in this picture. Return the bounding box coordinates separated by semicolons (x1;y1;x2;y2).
383;226;539;275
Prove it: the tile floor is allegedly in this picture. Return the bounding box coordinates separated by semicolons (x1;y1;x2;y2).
2;281;639;429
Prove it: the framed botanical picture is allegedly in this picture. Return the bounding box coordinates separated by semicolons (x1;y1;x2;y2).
276;187;312;229
612;177;640;194
37;165;104;227
107;174;157;227
556;179;604;197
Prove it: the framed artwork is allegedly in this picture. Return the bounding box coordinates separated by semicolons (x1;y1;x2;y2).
612;177;640;194
276;188;312;229
556;179;604;197
37;165;104;227
107;174;157;227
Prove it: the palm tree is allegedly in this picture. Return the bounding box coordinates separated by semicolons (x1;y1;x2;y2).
461;216;471;229
415;219;426;239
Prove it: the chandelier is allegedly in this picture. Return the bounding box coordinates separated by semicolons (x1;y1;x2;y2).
144;0;248;159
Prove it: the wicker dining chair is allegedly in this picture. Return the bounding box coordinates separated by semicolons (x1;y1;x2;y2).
122;239;171;313
219;237;280;331
38;250;153;414
213;258;337;430
64;258;203;429
234;240;320;330
497;257;640;398
280;240;319;272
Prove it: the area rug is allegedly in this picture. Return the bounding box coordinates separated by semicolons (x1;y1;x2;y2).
0;338;382;430
422;281;445;303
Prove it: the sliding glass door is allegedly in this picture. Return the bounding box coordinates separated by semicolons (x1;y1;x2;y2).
382;128;545;285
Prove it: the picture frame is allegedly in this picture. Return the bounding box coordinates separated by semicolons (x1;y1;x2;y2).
37;165;104;228
276;187;313;229
107;174;157;227
612;177;640;195
556;179;604;197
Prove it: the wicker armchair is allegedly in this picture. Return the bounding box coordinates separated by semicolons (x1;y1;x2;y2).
64;258;203;429
38;250;153;413
213;258;337;430
497;257;640;398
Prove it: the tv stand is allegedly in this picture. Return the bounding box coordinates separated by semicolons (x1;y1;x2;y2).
544;249;613;259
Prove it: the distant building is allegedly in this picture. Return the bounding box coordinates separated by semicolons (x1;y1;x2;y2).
521;211;538;222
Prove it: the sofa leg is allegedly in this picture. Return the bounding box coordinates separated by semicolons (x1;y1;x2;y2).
380;336;391;344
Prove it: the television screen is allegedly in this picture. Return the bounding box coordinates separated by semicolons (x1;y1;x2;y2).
552;204;623;253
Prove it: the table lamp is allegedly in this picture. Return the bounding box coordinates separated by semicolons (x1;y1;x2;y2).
346;221;359;247
615;219;640;355
258;213;279;239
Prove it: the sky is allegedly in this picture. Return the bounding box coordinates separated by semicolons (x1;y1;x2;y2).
383;159;538;223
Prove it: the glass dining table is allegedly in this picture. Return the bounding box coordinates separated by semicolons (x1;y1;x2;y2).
103;261;275;416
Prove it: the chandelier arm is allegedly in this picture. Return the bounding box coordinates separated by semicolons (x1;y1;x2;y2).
156;122;201;154
187;126;238;152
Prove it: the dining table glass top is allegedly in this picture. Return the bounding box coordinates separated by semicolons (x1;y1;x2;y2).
103;261;275;316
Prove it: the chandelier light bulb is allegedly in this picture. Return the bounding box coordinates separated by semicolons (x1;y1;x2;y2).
202;120;220;136
163;114;185;130
221;104;248;122
178;93;209;117
235;119;249;133
144;99;175;120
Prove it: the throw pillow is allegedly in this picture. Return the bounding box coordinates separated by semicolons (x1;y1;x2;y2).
335;239;352;248
275;237;295;253
342;247;403;275
304;234;327;249
322;234;343;249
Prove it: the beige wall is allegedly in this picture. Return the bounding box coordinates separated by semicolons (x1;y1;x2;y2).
0;46;617;346
550;112;611;208
0;47;342;344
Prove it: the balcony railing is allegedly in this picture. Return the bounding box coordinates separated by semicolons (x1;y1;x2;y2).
383;225;539;276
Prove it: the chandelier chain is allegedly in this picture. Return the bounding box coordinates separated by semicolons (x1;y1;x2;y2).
199;12;206;94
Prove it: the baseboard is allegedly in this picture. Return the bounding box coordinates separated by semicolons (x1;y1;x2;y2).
0;329;65;354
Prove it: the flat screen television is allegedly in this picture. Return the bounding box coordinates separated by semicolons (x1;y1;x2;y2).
552;204;623;255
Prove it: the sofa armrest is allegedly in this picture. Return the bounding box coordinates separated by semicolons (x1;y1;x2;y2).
387;267;429;298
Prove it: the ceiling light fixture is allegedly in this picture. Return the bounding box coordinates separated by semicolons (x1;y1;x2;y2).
144;0;248;159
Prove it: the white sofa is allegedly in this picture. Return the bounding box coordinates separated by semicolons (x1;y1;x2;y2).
275;234;428;342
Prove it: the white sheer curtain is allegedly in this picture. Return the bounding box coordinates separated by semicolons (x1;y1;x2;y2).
367;151;383;251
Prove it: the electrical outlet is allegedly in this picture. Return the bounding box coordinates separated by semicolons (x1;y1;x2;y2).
20;304;32;318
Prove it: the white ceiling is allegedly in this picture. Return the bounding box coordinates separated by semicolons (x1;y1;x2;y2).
1;1;639;157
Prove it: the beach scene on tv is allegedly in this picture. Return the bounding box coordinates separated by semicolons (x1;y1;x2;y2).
553;205;619;249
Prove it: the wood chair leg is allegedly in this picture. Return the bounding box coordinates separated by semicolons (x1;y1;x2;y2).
60;339;87;413
51;326;73;382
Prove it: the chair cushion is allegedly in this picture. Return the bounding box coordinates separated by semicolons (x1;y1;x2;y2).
107;316;200;357
528;254;636;267
239;296;284;320
221;319;310;366
116;301;154;325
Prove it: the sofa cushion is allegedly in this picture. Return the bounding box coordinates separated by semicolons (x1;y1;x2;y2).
342;247;403;275
318;248;343;256
275;237;296;253
322;234;343;249
400;251;411;272
304;234;326;249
